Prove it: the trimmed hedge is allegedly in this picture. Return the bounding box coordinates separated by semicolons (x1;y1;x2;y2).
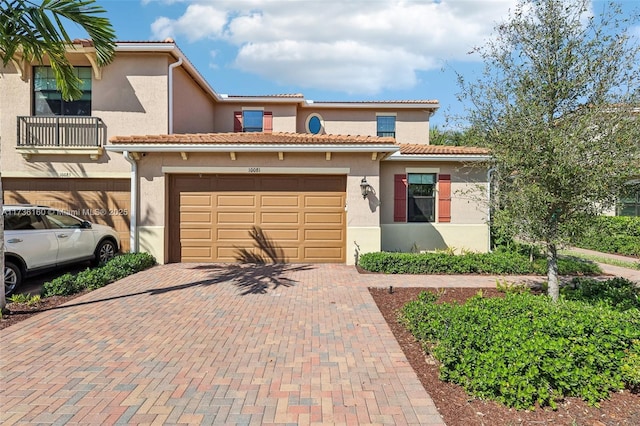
561;276;640;311
400;289;640;409
358;251;601;275
42;253;156;297
573;216;640;257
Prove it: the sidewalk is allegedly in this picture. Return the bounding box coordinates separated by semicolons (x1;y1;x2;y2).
566;247;640;282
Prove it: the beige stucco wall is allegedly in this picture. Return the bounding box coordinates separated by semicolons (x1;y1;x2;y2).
213;103;298;133
134;151;383;264
297;108;431;144
172;66;216;133
1;53;172;177
378;161;490;253
381;224;490;253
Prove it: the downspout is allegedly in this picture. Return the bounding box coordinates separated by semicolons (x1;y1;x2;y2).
168;57;183;134
123;151;138;253
487;167;497;252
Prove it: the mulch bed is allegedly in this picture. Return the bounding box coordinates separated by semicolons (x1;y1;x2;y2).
369;286;640;426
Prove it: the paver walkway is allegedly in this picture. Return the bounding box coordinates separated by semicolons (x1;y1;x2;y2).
2;262;636;425
3;263;472;425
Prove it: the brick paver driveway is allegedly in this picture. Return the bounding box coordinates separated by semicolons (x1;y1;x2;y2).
0;263;490;425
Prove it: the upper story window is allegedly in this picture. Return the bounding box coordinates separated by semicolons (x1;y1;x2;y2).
305;113;324;134
242;110;264;132
377;115;396;138
33;66;92;116
234;110;273;133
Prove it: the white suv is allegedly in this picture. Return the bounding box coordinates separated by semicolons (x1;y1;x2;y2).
3;205;121;296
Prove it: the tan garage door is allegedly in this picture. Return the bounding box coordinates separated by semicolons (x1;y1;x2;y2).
3;178;131;252
170;174;346;263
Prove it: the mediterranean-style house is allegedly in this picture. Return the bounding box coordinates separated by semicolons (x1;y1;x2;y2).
1;39;492;265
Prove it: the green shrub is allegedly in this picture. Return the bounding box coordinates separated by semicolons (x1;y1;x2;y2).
400;291;640;409
573;216;640;257
358;251;601;276
621;340;640;392
42;253;156;297
561;277;640;311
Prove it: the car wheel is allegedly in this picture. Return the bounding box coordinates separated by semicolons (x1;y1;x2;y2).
4;261;22;297
94;240;117;266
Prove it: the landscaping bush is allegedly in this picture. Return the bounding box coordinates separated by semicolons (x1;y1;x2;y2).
573;216;640;257
561;277;640;311
400;291;640;409
42;253;156;297
358;251;601;275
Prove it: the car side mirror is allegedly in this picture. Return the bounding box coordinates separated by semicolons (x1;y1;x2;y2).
81;221;92;229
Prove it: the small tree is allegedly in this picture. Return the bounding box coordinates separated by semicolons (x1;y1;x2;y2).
0;0;115;311
460;0;640;301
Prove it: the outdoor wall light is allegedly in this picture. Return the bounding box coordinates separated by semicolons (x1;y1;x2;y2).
360;177;373;199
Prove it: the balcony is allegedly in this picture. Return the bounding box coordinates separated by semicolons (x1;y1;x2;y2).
17;116;106;160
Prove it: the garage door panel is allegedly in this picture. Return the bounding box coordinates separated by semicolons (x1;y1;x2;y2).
217;228;255;241
304;247;343;261
181;211;212;223
173;174;345;263
261;212;299;225
183;246;213;260
181;229;212;240
261;195;299;207
261;229;300;241
217;195;255;207
181;194;213;206
305;212;343;224
304;195;344;208
305;229;343;241
217;212;255;224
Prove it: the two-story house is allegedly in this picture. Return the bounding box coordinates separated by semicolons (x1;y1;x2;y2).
1;39;491;265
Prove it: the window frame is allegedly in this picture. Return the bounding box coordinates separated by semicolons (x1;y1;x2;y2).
619;190;640;216
33;66;92;116
242;110;264;132
407;173;436;222
376;115;396;138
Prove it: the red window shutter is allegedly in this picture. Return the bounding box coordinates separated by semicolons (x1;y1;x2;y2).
394;174;407;222
234;111;242;132
438;174;451;223
263;111;273;133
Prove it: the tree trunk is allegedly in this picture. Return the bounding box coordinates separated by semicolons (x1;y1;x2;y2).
547;242;559;302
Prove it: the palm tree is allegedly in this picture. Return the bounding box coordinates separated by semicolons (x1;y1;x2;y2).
0;0;116;312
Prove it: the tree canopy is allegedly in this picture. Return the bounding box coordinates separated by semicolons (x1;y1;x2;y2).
459;0;640;300
0;0;116;100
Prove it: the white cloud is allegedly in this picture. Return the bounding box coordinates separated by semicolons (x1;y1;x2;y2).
149;0;518;94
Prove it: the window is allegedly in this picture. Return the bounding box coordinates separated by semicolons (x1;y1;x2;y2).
619;190;640;216
33;66;92;116
242;110;264;132
234;110;273;133
407;174;436;222
377;115;396;137
306;113;324;134
394;173;451;223
4;212;46;230
45;211;84;229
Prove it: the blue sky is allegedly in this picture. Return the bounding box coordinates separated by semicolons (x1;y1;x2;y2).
85;0;639;128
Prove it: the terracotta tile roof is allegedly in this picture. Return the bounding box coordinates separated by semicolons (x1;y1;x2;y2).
399;144;490;155
109;132;396;145
312;100;439;105
225;94;305;99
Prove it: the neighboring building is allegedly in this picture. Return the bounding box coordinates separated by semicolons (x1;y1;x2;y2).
1;39;491;265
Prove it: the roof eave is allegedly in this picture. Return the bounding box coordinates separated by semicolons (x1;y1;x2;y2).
105;144;400;153
301;101;440;110
386;152;492;162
